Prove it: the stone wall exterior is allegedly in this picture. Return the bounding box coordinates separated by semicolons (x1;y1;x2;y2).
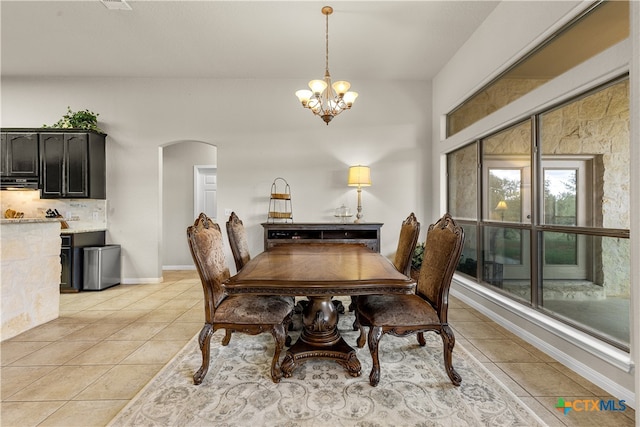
448;78;548;136
1;221;61;340
448;143;477;220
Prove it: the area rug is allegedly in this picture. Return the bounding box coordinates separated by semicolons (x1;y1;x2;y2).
109;307;546;427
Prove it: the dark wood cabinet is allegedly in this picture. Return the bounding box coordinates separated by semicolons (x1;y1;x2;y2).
0;132;39;177
40;131;106;199
262;222;383;252
60;231;105;292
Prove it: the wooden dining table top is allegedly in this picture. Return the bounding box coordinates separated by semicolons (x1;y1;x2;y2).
223;243;415;296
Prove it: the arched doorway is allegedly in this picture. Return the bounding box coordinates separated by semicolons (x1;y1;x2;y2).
160;140;217;271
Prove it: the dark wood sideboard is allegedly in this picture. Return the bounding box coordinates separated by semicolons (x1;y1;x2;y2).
261;222;383;252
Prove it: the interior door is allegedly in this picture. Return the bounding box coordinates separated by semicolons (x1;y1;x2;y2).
194;165;217;220
483;159;531;280
541;159;591;280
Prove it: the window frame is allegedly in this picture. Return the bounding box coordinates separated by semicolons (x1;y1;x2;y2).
447;75;631;351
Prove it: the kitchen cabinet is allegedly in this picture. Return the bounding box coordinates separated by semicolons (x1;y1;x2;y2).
262;222;383;252
60;231;105;292
0;131;39;177
40;130;106;199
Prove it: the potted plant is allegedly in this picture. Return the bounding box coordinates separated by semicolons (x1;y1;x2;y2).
43;106;103;133
410;242;425;280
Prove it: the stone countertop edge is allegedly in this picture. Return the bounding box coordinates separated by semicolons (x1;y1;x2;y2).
61;228;107;234
0;218;107;233
1;218;63;224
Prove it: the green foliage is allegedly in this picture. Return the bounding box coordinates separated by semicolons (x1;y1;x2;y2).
411;242;425;271
44;107;103;133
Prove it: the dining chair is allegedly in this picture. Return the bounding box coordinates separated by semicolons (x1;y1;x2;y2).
226;211;300;337
354;213;464;387
226;211;251;271
349;212;421;317
187;213;294;384
392;212;421;276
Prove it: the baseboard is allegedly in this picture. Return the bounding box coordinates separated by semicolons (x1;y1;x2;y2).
121;277;163;284
162;265;196;270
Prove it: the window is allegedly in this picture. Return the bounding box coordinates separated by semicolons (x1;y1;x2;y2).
446;0;629;137
448;77;630;349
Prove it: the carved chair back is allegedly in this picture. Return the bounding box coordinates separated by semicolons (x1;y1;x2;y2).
226;212;251;271
392;212;421;276
187;213;230;320
415;213;464;322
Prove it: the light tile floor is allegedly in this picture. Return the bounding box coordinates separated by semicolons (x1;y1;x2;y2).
1;270;635;426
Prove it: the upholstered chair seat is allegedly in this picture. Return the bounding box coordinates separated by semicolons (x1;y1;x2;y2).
213;295;294;324
356;294;440;326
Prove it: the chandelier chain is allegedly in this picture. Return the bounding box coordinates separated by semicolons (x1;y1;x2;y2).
325;11;330;73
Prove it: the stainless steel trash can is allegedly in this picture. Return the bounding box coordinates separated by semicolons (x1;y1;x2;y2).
83;245;121;291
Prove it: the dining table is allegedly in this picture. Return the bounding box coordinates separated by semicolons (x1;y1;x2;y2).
222;243;416;378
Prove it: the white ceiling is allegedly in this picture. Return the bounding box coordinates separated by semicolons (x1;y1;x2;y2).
1;1;499;81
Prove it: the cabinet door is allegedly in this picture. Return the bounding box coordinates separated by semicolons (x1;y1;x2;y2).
40;133;65;197
40;132;89;198
3;133;39;176
64;133;88;198
60;246;72;290
0;133;6;175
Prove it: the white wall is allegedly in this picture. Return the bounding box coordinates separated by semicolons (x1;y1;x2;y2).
432;0;638;409
1;76;431;280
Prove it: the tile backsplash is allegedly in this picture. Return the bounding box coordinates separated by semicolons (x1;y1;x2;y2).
0;191;107;230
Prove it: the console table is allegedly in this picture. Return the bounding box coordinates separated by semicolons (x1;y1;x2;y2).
261;222;383;252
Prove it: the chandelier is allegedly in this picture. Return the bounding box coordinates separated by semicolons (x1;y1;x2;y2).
295;6;358;125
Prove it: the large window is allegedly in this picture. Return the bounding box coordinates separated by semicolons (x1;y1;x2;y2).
448;77;630;349
446;0;629;137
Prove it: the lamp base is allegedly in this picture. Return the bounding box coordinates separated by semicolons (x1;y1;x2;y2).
354;187;364;223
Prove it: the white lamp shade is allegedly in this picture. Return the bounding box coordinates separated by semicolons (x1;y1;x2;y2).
295;89;312;106
347;165;371;187
309;79;328;95
332;80;351;95
343;91;358;106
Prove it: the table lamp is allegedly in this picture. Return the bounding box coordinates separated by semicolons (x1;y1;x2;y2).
348;165;371;223
495;200;508;221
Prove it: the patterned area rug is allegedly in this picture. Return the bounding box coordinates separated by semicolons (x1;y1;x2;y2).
109;305;546;427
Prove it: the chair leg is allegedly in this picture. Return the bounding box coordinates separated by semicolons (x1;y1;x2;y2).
367;326;383;386
417;331;426;346
193;323;213;385
222;329;232;346
441;324;462;386
350;296;359;330
348;296;357;312
354;310;366;348
270;323;287;383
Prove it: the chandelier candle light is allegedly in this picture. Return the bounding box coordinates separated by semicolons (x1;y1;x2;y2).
348;165;371;223
295;6;358;125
